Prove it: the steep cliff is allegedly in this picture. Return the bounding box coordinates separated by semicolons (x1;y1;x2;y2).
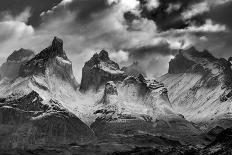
80;50;127;92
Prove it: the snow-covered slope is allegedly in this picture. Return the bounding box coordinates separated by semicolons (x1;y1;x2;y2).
159;47;232;127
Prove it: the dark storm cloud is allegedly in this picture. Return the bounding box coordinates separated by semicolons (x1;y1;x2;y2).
0;0;62;27
137;0;203;31
69;0;111;21
204;1;232;29
41;0;113;25
126;42;178;60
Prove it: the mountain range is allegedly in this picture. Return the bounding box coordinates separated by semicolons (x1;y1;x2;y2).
0;37;232;155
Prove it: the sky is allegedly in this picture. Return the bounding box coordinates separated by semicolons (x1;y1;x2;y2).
0;0;232;81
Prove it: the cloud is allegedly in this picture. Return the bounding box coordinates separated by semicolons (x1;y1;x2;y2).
127;41;177;59
166;3;181;14
187;19;226;32
40;0;73;17
110;50;129;63
160;19;227;36
182;2;209;19
0;8;34;57
1;7;32;23
145;0;160;11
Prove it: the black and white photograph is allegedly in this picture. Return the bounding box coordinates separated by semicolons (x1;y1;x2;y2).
0;0;232;154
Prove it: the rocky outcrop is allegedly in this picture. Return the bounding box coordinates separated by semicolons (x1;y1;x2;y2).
19;37;78;90
0;49;35;80
80;50;127;92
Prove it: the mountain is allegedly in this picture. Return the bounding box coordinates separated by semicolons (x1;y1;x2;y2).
0;37;94;150
80;50;127;92
0;48;35;80
1;39;232;154
159;47;232;129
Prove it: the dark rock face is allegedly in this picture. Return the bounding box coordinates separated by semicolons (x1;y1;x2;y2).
0;49;35;80
80;50;127;92
19;37;78;90
168;51;196;74
207;126;225;137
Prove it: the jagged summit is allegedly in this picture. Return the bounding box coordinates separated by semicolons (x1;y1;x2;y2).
87;50;120;70
20;37;68;76
168;50;196;74
98;50;110;61
80;50;126;92
19;37;78;90
31;36;67;62
52;36;63;52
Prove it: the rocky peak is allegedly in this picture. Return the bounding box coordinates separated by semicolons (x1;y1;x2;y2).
52;36;63;52
80;50;126;92
168;51;196;74
228;57;232;64
44;36;66;59
18;37;78;90
19;37;68;76
99;50;109;61
30;37;66;63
